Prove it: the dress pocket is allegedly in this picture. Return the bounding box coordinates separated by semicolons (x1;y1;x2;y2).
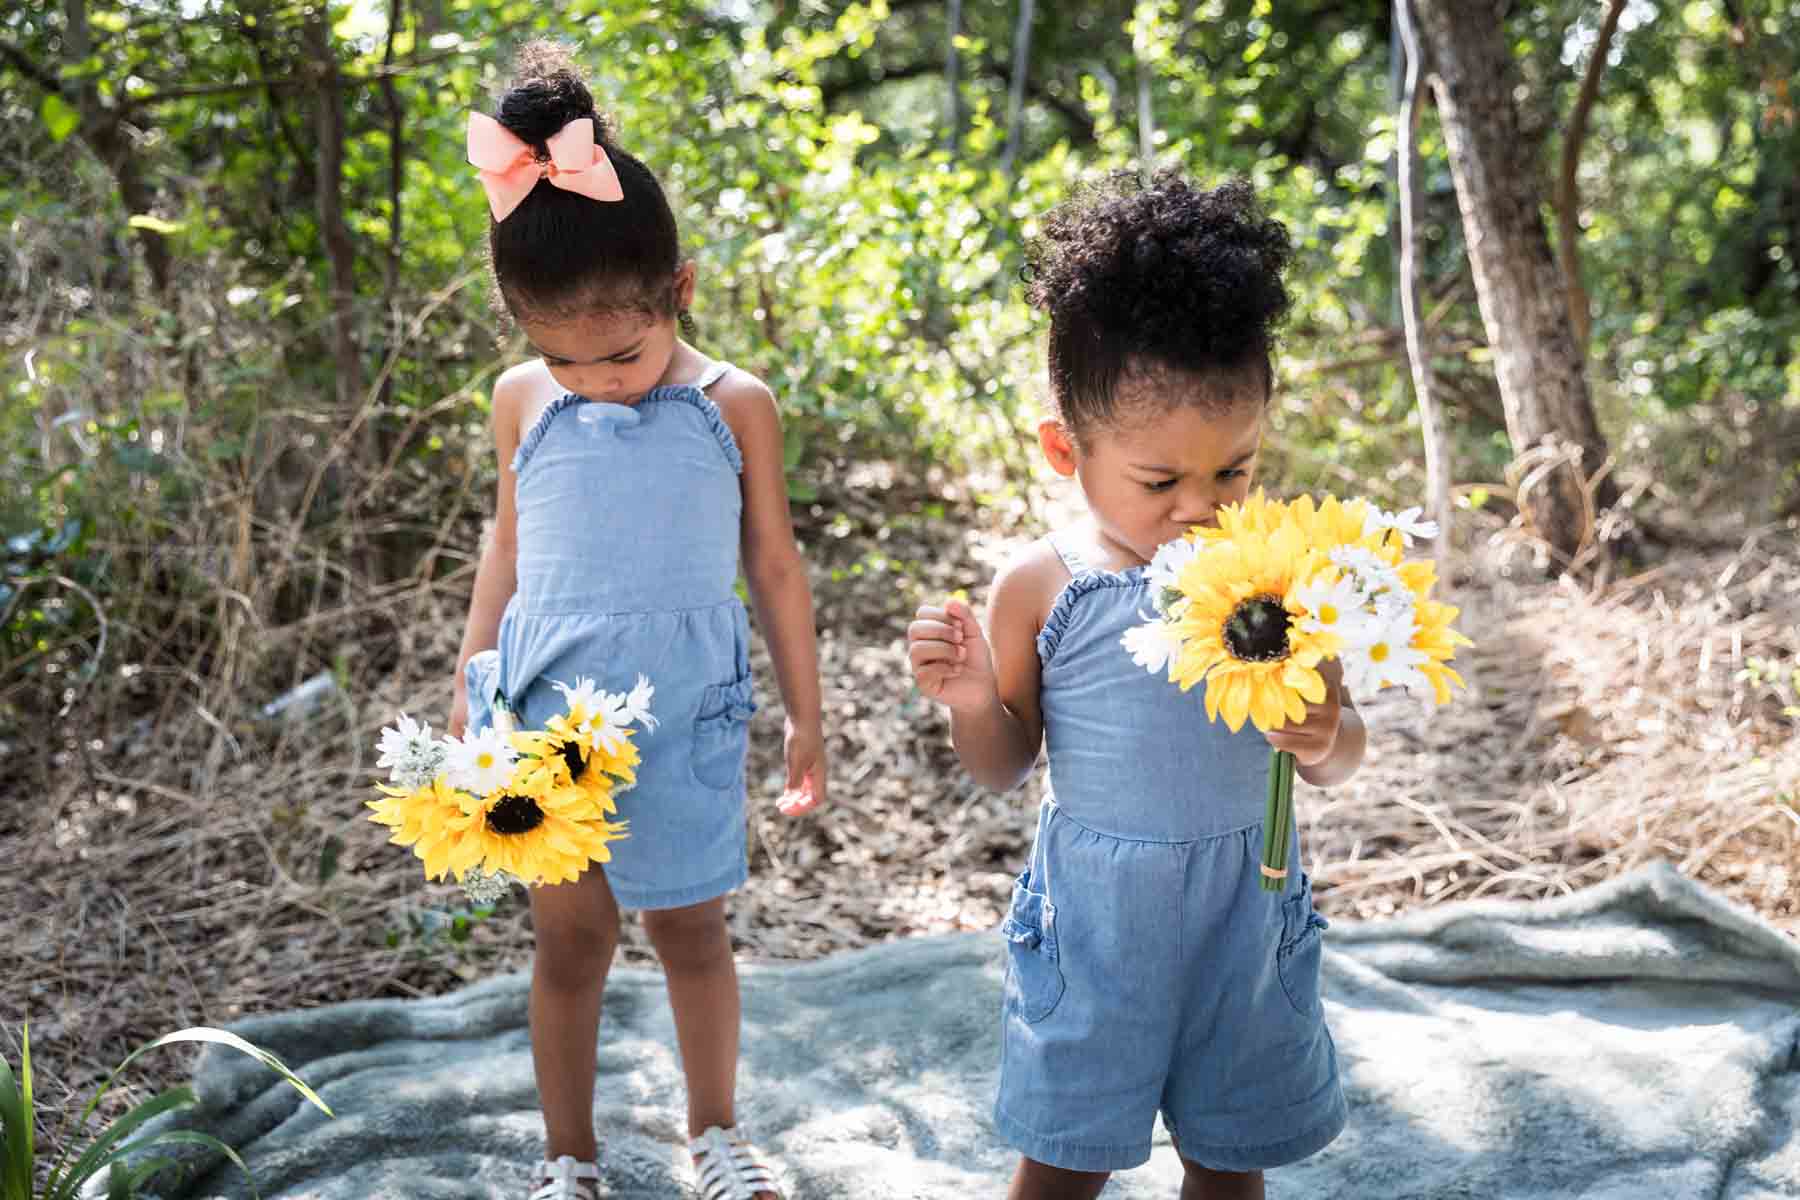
1000;870;1065;1024
1276;872;1331;1019
463;649;503;734
690;672;755;791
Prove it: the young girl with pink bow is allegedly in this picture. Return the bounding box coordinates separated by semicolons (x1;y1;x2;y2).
450;39;826;1200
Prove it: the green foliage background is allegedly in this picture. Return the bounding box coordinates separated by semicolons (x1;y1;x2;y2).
1;0;1796;730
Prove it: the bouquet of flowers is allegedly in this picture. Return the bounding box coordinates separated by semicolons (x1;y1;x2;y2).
1121;493;1470;894
367;676;655;902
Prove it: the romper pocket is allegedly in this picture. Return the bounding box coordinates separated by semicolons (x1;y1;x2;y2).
463;649;503;734
1276;872;1331;1019
1000;870;1065;1024
690;672;755;791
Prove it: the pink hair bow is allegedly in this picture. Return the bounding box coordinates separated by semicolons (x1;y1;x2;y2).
466;112;624;221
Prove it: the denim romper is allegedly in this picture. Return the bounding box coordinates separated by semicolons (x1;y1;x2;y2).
992;533;1346;1173
463;361;755;910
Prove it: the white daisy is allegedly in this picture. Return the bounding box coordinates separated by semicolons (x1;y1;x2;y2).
623;674;658;731
1328;545;1393;580
1120;618;1182;675
552;676;605;716
1371;585;1416;623
444;725;518;795
1330;547;1409;617
376;713;446;790
1339;615;1431;696
1293;571;1374;645
1146;537;1199;594
587;692;632;754
1364;504;1440;547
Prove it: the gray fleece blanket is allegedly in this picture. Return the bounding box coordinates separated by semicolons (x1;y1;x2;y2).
142;861;1800;1198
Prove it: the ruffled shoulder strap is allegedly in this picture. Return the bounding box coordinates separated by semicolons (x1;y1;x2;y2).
511;392;584;474
642;375;744;474
1035;570;1144;667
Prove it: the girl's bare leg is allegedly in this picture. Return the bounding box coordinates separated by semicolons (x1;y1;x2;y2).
1007;1157;1111;1200
528;866;622;1163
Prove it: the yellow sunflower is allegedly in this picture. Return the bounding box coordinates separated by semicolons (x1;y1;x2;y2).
368;774;487;882
370;766;627;886
1289;494;1396;561
1396;558;1438;600
457;772;628;886
514;717;638;819
1168;518;1333;732
1192;489;1285;546
1410;597;1472;704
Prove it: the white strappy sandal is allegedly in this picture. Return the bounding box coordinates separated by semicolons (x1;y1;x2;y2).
687;1125;782;1200
529;1154;601;1200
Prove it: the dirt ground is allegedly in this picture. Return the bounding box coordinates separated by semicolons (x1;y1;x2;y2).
6;464;1798;1138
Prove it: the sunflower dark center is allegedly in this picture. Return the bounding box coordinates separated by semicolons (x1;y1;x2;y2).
559;740;587;781
486;793;545;836
1223;595;1291;663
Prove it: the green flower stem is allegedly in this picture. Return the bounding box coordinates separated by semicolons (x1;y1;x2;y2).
1261;749;1297;893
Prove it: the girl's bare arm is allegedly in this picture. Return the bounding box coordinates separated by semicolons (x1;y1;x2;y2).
449;370;529;735
717;375;827;806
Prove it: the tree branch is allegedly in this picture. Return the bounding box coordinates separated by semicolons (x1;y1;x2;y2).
125;44;474;107
1395;0;1453;538
0;39;66;96
981;53;1094;145
819;50;1096;145
1555;0;1626;349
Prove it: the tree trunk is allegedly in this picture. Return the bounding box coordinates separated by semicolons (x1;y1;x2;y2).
62;0;172;295
1135;33;1155;173
379;0;406;416
942;0;964;151
999;0;1036;173
1412;0;1621;570
1556;0;1627;349
413;0;445;39
1394;0;1453;547
303;8;367;452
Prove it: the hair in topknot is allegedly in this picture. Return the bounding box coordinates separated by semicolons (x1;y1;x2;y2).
486;40;682;323
1023;170;1293;440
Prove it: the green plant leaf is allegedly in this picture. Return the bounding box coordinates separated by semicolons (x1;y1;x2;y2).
40;94;79;142
115;1154;181;1199
94;1129;256;1200
45;519;86;556
48;1027;331;1195
318;834;343;885
126;215;185;236
0;1025;32;1200
110;1030;332;1119
48;1087;195;1200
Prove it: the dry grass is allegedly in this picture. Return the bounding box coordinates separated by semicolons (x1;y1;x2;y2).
5;466;1798;1159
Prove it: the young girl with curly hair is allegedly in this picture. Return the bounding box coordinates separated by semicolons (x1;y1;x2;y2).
908;172;1358;1200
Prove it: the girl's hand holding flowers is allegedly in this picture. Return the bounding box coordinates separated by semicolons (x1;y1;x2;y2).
1124;492;1469;894
1262;657;1344;767
448;678;471;739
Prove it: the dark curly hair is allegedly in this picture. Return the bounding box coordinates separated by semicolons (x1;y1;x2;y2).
1023;171;1293;441
485;40;681;322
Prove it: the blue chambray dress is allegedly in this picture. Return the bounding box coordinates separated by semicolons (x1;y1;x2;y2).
993;532;1346;1173
463;360;755;910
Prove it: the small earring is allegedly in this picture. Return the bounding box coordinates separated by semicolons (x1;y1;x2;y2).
678;310;698;338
